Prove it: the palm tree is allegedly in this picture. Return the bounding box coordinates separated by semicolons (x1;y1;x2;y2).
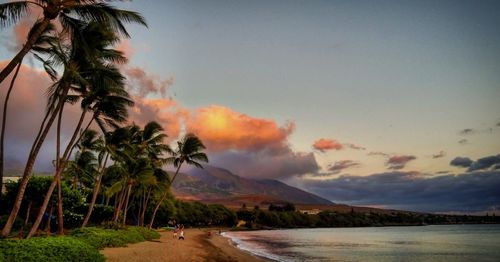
118;122;170;226
148;134;208;228
1;25;85;237
0;22;56;194
80;128;124;227
26;22;131;237
0;0;146;85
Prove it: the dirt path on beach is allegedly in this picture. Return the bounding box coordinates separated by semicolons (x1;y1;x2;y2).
101;228;264;262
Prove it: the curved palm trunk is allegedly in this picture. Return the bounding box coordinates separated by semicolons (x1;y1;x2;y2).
148;164;182;229
0;62;22;191
0;19;51;85
122;183;133;226
81;152;109;228
27;110;87;238
1;84;69;238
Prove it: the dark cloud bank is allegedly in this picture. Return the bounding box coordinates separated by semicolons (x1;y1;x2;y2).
303;171;500;213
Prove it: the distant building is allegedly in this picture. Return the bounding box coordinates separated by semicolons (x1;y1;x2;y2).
299;208;321;215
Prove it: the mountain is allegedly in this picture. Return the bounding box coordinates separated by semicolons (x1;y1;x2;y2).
171;166;332;206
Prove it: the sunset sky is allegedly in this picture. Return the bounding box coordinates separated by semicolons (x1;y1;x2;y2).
1;0;499;213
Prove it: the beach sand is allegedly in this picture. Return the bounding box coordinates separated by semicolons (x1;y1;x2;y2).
101;228;266;262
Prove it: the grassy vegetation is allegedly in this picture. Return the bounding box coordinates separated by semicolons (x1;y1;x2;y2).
0;237;104;262
71;226;160;249
0;227;159;261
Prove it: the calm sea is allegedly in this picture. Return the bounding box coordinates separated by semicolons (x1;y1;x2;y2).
223;224;500;262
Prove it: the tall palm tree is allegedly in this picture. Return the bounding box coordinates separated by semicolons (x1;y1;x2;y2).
0;0;146;85
0;22;56;194
26;22;131;237
148;134;208;228
1;24;85;237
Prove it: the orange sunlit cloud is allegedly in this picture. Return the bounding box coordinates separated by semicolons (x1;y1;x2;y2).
312;138;343;152
186;105;295;152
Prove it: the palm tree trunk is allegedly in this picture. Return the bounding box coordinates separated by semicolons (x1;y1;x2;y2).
148;164;182;229
27;110;87;238
114;188;127;223
137;191;143;226
0;62;22;191
56;107;64;235
81;152;109;228
0;18;51;85
122;183;133;226
24;200;32;226
44;205;53;234
1;84;69;238
140;188;152;226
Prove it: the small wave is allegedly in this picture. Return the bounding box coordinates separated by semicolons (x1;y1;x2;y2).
222;232;291;262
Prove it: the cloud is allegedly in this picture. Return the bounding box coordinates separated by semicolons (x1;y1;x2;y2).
312;138;343;152
328;160;360;174
128;96;187;140
459;128;476;135
209;150;320;179
432;151;446;159
185;105;294;153
312;138;365;152
368;151;389;157
116;39;135;59
182;105;319;179
301;171;500;212
0;61;86;172
386;155;416;170
344;143;366;150
125;66;175;98
450;157;473;168
450;154;500;172
468;155;500;172
458;139;468;145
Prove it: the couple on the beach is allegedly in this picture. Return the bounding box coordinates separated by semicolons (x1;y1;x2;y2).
173;224;185;240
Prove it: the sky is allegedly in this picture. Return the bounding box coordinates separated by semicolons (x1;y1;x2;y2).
1;0;500;213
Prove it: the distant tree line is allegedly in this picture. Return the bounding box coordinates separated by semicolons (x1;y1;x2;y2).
235;203;500;229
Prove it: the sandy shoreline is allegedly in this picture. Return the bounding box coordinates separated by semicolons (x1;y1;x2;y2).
101;228;267;262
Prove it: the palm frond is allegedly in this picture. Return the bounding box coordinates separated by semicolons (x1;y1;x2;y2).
0;1;29;28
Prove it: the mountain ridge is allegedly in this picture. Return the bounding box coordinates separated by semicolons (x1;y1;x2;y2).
171;165;332;205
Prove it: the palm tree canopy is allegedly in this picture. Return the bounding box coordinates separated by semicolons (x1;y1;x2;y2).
0;1;147;37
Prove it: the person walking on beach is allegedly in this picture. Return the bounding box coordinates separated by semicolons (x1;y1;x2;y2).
179;229;185;240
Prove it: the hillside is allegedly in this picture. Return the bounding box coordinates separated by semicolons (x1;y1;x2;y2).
171;166;332;206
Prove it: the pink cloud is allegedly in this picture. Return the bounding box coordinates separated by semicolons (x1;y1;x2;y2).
116;40;135;59
128;96;187;141
125;66;174;98
0;61;86;171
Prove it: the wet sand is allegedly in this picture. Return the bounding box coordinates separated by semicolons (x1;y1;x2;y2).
101;228;266;262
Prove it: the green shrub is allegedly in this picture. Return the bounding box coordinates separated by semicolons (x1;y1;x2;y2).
0;236;104;262
71;226;160;249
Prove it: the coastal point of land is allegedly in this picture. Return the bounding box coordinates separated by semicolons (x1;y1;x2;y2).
101;228;264;262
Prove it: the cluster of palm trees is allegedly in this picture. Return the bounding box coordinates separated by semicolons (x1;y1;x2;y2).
0;1;208;238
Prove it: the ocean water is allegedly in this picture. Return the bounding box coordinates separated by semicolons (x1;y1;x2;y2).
223;224;500;262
